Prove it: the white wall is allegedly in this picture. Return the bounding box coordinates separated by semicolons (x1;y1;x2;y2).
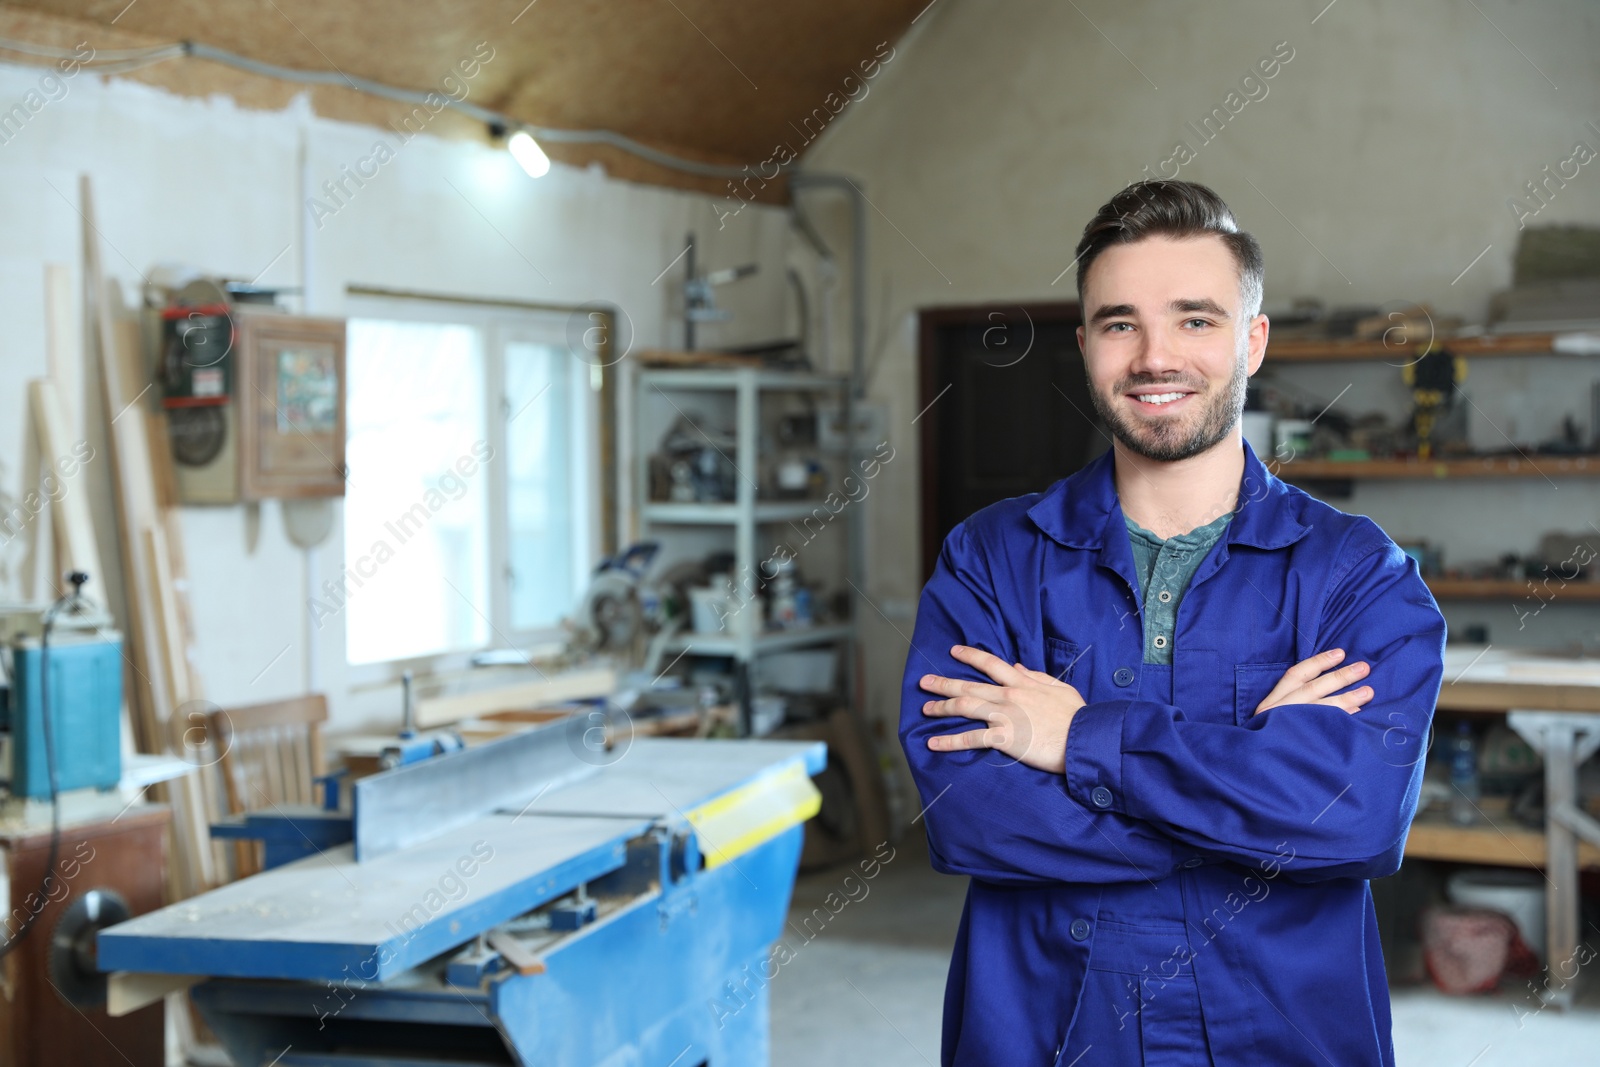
0;66;794;734
798;0;1600;805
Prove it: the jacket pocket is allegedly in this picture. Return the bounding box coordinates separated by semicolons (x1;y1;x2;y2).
1234;661;1293;724
1045;637;1090;692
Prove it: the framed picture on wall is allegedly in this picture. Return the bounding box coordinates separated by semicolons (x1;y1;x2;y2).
236;314;347;499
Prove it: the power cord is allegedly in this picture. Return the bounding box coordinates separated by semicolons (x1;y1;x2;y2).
0;570;89;960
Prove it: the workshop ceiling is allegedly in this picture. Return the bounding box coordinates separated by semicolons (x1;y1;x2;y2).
3;0;928;195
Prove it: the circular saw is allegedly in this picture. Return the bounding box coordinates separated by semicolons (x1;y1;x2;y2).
567;542;660;657
49;888;131;1008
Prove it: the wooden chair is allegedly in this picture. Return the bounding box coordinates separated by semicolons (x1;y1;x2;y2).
209;694;329;878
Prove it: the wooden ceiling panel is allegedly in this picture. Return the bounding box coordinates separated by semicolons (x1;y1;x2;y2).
7;0;925;186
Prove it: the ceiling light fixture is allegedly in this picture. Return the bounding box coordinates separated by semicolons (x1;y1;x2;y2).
508;130;551;178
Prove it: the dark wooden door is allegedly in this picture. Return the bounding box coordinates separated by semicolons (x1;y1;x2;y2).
917;303;1102;580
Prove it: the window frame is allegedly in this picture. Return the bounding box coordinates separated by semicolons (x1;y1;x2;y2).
338;287;618;689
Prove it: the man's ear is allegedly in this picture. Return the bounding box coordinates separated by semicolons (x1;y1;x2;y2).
1076;324;1086;354
1246;313;1269;375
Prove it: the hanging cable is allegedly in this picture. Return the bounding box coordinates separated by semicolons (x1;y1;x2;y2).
0;37;181;63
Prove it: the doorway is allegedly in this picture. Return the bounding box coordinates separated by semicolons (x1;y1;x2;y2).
916;303;1102;580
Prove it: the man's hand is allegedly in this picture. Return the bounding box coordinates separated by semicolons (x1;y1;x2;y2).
919;645;1087;773
1255;648;1373;715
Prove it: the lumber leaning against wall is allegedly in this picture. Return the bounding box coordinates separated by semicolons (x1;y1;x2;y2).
82;173;219;898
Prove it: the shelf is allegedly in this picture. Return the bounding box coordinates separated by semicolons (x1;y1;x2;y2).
1274;455;1600;479
663;623;855;657
1404;812;1600;870
1267;332;1558;363
638;367;848;392
643;501;837;525
1427;578;1600;601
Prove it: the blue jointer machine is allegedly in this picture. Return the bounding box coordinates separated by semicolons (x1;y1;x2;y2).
98;725;825;1067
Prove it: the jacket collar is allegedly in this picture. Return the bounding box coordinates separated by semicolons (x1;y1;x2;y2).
1025;437;1310;551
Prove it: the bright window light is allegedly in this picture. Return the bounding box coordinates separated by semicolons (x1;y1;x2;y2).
344;319;490;664
341;300;596;670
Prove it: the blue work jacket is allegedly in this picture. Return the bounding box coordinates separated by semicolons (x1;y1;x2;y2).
900;439;1447;1066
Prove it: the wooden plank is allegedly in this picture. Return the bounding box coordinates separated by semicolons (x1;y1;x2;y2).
1436;649;1600;712
43;263;81;435
1428;578;1600;601
142;525;188;709
89;191;167;749
232;732;254;807
282;728;299;803
107;973;200;1019
145;406;181;513
143;527;215;893
308;721;327;780
413;667;617;727
1276;455;1600;479
1437;679;1600;714
221;694;328;733
1268;332;1557;362
17;392;45;601
283;730;302;803
486;930;546;976
42;263;89;592
120;302;227;885
83;174;215;902
636;346;762;368
1405;814;1600;870
138;319;232;877
29;378;102;585
294;732;314;803
262;726;286;805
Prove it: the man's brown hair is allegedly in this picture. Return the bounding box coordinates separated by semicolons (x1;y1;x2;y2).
1074;180;1264;320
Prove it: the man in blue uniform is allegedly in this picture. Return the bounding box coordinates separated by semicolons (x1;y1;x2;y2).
900;179;1446;1065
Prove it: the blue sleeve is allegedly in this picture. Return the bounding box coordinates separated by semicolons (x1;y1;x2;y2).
899;521;1177;886
1063;530;1447;882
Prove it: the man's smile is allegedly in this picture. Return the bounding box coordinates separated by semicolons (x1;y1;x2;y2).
1124;382;1202;415
1128;389;1196;411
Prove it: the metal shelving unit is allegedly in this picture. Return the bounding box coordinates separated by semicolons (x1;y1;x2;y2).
635;366;860;734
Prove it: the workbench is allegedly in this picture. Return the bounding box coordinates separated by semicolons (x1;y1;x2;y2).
98;726;826;1066
1425;645;1600;1008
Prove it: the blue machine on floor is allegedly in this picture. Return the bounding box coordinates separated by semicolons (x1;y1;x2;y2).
98;723;824;1067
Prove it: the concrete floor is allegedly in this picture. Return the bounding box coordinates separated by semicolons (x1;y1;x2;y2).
769;838;1599;1066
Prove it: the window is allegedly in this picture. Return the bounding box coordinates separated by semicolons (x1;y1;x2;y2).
341;296;597;667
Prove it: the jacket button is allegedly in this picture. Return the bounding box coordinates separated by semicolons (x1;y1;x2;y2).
1091;786;1113;809
1070;918;1091;941
1113;667;1135;686
1182;857;1204;868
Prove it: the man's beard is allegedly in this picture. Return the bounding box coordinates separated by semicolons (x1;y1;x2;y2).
1088;354;1249;463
